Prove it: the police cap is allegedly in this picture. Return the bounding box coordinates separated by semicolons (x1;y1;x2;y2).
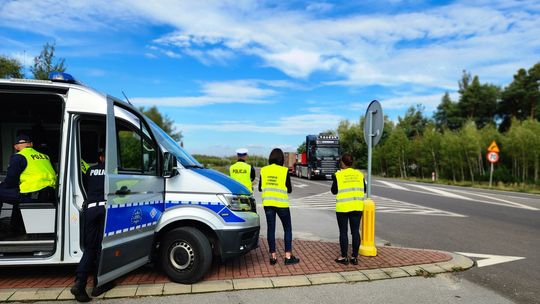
14;134;32;145
236;148;248;157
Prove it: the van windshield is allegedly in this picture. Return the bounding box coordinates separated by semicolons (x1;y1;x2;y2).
146;118;203;168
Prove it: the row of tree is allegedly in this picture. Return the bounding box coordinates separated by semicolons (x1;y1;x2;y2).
336;62;540;186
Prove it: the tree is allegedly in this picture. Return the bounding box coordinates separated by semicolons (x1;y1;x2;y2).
337;119;367;169
140;106;183;142
297;142;306;154
434;92;463;130
0;55;23;78
397;104;430;139
31;42;66;80
498;62;540;131
457;72;499;128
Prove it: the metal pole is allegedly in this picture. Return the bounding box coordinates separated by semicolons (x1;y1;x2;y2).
367;110;373;198
489;162;494;188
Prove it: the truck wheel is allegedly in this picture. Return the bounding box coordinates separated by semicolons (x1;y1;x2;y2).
160;227;212;284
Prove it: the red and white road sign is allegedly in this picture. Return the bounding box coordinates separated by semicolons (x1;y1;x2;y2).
487;151;499;163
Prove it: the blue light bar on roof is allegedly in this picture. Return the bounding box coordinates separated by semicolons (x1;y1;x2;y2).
48;71;76;83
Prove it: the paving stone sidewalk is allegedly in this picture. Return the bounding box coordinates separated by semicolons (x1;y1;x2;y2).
0;238;474;301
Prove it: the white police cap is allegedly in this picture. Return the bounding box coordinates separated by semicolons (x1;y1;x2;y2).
236;148;248;156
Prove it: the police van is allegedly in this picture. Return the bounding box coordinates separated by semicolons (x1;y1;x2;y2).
0;73;260;285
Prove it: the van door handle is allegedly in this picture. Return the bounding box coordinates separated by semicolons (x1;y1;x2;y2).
115;186;131;195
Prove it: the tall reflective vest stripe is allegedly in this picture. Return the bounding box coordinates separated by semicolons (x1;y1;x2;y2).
335;168;364;212
261;164;289;208
229;161;253;193
18;147;57;193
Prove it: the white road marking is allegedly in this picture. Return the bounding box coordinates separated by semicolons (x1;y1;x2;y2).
293;183;309;189
407;184;475;201
289;192;465;217
455;252;526;268
376;181;539;211
376;180;409;190
449;189;539;211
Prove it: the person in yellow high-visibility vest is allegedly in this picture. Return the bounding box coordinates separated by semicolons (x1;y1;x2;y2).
229;148;255;193
331;153;366;265
0;134;56;235
259;148;299;266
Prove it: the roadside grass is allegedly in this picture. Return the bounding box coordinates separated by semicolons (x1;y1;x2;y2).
451;266;464;272
416;269;436;278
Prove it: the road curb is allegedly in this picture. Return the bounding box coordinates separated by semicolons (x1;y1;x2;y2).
0;249;475;301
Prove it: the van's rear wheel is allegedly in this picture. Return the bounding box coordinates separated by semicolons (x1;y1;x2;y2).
160;227;212;284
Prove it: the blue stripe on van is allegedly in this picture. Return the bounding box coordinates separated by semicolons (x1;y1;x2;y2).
104;201;164;236
191;168;251;195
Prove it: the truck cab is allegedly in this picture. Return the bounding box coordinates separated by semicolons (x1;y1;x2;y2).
0;73;260;285
296;134;340;179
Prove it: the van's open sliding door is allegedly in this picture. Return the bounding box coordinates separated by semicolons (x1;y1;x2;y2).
96;98;165;286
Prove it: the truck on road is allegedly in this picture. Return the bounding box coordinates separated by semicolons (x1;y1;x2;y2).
295;134;340;180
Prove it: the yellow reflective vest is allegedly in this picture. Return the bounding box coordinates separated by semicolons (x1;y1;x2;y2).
18;147;57;193
229;161;253;193
335;168;365;212
260;164;289;208
80;159;90;174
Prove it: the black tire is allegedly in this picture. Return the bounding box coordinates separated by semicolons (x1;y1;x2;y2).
160;227;212;284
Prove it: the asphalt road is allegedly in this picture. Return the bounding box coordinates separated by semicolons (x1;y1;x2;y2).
263;176;539;304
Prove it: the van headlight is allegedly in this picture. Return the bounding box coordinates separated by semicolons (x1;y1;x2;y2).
218;194;256;212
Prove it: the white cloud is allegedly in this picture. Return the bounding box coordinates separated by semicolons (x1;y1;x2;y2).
178;113;344;135
2;0;539;91
349;92;460;117
131;79;278;107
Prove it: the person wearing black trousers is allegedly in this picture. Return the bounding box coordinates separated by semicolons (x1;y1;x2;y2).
331;153;366;265
70;150;114;302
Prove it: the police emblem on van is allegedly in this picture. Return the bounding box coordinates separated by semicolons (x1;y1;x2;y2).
131;209;142;225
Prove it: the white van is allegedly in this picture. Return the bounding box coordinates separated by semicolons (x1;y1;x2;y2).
0;73;260;285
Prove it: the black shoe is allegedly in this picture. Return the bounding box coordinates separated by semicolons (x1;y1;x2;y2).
270;257;277;265
91;281;116;297
335;257;349;265
70;282;91;302
284;256;300;265
350;257;358;265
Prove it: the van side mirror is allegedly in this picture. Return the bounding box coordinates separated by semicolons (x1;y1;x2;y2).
163;152;179;177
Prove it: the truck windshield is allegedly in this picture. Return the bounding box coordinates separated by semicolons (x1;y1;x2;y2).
146;118;203;168
316;147;339;158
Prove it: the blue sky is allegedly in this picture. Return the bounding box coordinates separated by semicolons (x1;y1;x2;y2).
1;0;539;156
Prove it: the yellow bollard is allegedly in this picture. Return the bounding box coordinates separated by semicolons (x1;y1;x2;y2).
359;198;377;256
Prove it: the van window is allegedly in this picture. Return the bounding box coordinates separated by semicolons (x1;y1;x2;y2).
146;119;202;168
115;107;158;175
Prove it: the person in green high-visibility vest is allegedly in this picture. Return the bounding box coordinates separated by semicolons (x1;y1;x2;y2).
229;148;255;193
331;153;366;266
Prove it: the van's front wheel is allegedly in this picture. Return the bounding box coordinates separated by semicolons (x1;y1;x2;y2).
160;227;212;284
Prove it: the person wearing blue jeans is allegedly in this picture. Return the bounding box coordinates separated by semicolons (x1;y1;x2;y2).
259;148;299;265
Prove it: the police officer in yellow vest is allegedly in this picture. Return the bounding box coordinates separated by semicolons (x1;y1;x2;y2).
259;148;299;265
331;153;365;265
0;135;56;234
229;148;255;193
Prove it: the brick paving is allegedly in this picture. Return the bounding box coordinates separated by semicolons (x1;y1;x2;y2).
0;238;450;289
